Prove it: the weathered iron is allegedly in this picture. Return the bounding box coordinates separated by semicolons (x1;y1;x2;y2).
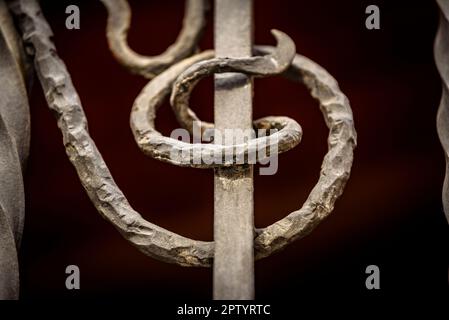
9;0;356;299
0;0;30;300
435;0;449;224
100;0;207;79
131;30;302;168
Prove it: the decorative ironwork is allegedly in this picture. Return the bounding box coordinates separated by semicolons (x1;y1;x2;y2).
0;0;30;299
9;0;356;299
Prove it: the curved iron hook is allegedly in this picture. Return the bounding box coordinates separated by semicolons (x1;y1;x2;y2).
100;0;208;79
435;0;449;224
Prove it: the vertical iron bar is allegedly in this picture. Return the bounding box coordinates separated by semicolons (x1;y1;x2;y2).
213;0;255;299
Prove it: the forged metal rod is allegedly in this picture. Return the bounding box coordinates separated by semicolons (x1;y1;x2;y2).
161;46;357;260
435;0;449;224
10;0;356;270
170;29;295;135
213;0;254;300
253;47;356;258
0;0;30;299
8;0;214;267
131;34;302;168
101;0;207;79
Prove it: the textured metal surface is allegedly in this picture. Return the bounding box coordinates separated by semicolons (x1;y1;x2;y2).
9;0;214;268
131;32;302;168
435;0;449;224
212;0;254;300
0;0;30;299
170;30;295;132
101;0;207;79
253;46;356;258
9;0;355;271
157;45;357;260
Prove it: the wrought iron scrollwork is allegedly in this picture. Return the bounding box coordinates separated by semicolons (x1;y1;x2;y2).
435;0;449;224
0;0;30;299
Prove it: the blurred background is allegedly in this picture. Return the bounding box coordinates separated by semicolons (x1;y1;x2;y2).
19;0;449;301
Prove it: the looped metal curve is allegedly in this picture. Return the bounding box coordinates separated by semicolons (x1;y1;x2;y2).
10;0;214;268
133;45;356;261
170;29;296;135
11;0;356;267
131;31;302;168
435;0;449;224
0;0;31;299
253;46;356;258
100;0;208;79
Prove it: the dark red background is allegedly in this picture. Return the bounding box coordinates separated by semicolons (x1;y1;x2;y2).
19;0;449;301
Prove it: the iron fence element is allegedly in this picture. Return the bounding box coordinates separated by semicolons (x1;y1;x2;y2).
9;0;356;299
